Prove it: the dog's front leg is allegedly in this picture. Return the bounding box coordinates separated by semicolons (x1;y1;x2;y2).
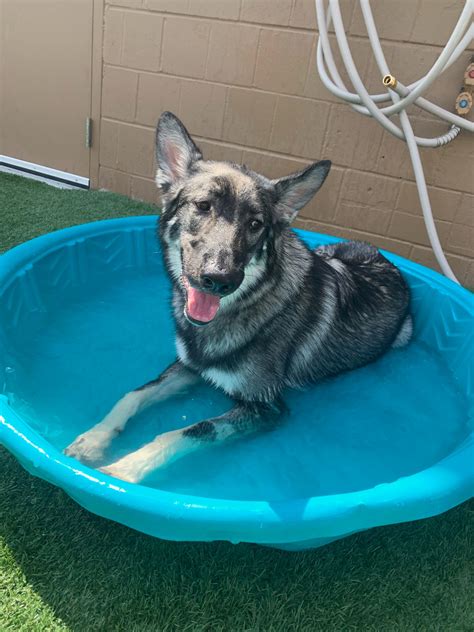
99;399;286;484
64;361;200;465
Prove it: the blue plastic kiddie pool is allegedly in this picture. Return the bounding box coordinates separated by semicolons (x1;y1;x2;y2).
1;216;473;550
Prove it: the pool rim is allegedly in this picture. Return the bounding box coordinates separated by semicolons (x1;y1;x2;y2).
0;216;473;545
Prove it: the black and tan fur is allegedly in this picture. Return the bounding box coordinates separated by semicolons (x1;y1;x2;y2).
65;112;412;483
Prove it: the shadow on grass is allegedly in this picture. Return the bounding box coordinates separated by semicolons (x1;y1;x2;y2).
1;446;473;632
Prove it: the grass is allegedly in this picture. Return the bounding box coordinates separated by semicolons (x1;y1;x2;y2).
0;171;473;631
0;172;158;254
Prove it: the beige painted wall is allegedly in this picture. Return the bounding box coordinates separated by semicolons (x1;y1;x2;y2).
97;0;474;285
0;0;94;177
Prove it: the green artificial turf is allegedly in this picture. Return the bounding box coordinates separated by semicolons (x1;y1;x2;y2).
0;172;159;254
0;171;473;631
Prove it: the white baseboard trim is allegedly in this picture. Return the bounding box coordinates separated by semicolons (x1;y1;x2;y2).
0;155;90;189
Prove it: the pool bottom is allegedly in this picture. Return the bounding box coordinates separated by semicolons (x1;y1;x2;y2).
10;269;470;504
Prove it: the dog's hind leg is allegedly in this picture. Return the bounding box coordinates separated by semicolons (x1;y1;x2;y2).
64;361;200;465
99;399;286;484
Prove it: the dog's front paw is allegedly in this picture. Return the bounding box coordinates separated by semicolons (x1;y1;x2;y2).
64;429;113;465
99;459;141;484
98;435;173;483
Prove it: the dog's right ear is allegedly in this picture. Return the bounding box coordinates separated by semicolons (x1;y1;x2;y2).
272;160;331;224
155;112;202;190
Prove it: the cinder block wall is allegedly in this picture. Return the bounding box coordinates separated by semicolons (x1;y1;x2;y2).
98;0;473;285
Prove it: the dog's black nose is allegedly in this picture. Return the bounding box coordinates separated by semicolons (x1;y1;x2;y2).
201;270;244;296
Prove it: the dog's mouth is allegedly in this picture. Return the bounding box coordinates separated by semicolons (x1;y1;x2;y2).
181;277;221;326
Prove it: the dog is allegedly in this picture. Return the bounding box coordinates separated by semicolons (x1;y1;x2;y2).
64;111;412;483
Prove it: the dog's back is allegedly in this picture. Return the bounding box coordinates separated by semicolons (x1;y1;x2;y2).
285;239;411;388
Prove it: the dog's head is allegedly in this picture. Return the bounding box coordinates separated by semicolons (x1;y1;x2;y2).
156;111;331;326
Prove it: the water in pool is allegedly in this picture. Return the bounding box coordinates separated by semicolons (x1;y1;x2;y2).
10;269;470;502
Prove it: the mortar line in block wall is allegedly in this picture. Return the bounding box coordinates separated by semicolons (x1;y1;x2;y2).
222;85;231;138
370;128;385;179
447;222;457;256
348;0;358;25
100;116;472;198
320;102;335;160
133;71;140;122
393;175;405;210
175;79;186;144
107;5;319;34
119;8;125;65
104;4;464;51
303;35;317;100
267;95;280;151
103;62;337;107
408;0;423;41
158;16;166;73
330;163;347;219
203;18;213;82
250;28;262;87
386;207;398;242
288;0;297;27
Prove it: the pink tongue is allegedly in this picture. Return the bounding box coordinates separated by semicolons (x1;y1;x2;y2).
186;286;220;323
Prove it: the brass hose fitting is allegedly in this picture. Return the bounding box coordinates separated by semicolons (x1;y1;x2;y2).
382;74;397;89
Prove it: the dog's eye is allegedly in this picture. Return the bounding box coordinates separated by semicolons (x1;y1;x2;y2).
249;219;263;231
195;200;211;213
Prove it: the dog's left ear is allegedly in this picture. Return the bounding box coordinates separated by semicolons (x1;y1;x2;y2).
155;111;203;190
272;160;331;224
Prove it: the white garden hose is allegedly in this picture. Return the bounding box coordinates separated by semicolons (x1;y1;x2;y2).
315;0;474;284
